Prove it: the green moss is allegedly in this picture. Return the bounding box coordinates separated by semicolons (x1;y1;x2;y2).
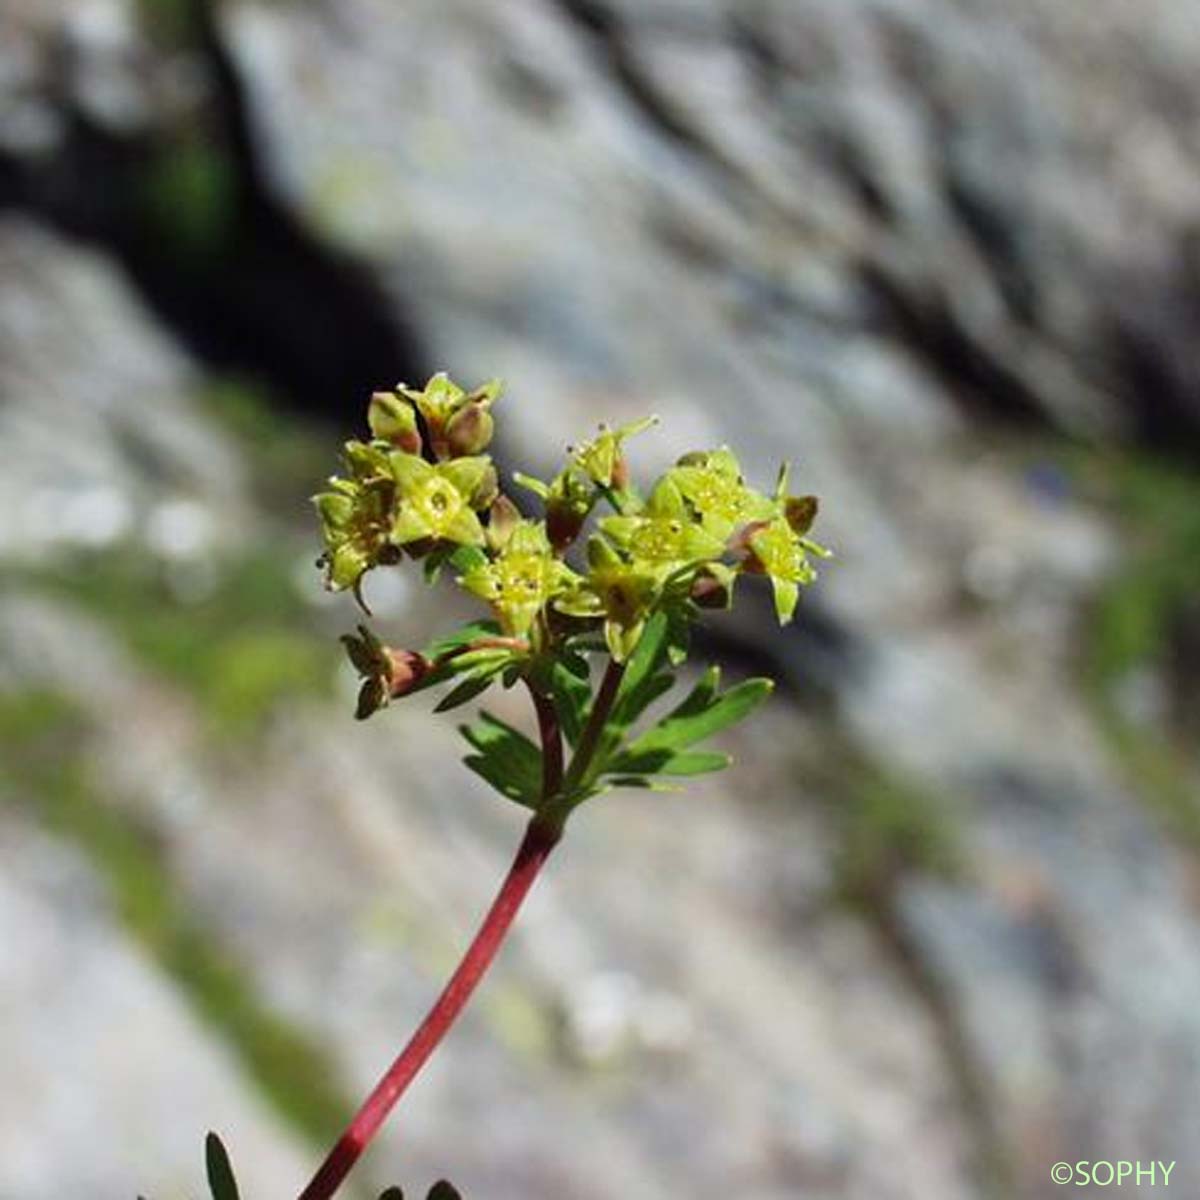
0;689;352;1146
1078;451;1200;686
790;728;962;905
831;760;962;905
1068;447;1200;840
197;377;333;512
22;543;336;739
140;140;237;259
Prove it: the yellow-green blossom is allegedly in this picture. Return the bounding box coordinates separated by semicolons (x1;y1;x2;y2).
599;475;724;572
513;465;597;553
459;521;578;636
572;416;658;487
555;536;660;661
389;451;491;547
746;517;828;623
668;447;774;539
313;441;397;590
396;372;501;457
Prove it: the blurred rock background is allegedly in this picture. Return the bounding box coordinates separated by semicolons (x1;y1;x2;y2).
1;1;1198;1197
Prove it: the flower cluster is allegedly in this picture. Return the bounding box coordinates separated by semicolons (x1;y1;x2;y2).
315;373;829;713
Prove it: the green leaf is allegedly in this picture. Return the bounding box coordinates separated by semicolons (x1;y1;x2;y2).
460;712;543;807
427;1183;463;1200
422;543;456;585
433;671;497;713
605;775;684;792
663;601;692;665
628;675;774;756
424;620;503;657
409;645;513;699
205;1133;240;1200
449;544;488;573
610;611;675;730
605;748;731;776
550;659;591;747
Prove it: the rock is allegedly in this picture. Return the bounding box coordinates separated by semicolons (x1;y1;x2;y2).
2;1;1200;1197
0;218;249;562
0;813;311;1199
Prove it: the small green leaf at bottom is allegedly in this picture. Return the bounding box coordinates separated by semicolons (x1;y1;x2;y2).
205;1133;240;1200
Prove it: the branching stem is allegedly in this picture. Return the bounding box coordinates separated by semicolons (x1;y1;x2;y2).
297;666;578;1200
297;817;560;1200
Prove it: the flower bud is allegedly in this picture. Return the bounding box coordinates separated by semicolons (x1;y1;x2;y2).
784;494;819;536
385;648;431;697
368;391;422;454
726;519;772;566
690;563;736;610
469;463;499;509
486;493;521;552
546;500;586;554
444;402;494;457
611;452;630;491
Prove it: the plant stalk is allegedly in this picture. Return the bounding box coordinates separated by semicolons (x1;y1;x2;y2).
296;816;560;1200
298;671;576;1200
526;682;564;806
297;661;628;1199
560;658;625;798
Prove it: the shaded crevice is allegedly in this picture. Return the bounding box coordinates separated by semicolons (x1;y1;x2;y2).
858;879;1011;1199
857;259;1051;430
0;0;426;426
552;0;750;191
942;174;1038;329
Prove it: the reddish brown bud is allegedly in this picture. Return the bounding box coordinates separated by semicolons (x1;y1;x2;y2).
487;493;521;551
690;566;734;609
546;502;586;554
610;452;630;491
386;649;431;698
368;391;422;455
726;519;772;567
784;494;818;536
445;403;494;457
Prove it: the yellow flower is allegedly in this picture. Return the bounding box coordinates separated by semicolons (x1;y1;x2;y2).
555;536;660;661
599;476;724;571
459;522;578;636
389;452;490;547
396;372;501;457
668;448;774;539
746;517;828;623
572;416;658;487
313;441;397;590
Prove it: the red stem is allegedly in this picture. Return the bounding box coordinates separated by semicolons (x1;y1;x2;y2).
297;817;560;1200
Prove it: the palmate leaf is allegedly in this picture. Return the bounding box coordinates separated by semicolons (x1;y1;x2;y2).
600;667;772;783
626;670;774;756
460;712;543;808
